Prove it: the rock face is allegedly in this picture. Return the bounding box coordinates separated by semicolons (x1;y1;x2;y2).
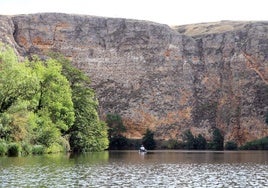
0;13;267;145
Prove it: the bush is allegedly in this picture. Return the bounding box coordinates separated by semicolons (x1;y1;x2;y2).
7;143;21;156
21;142;32;156
32;145;45;155
0;142;7;156
164;139;183;149
45;143;64;154
142;129;156;150
182;130;207;150
109;135;129;150
211;128;224;150
195;134;207;150
59;136;70;152
225;141;238;150
182;130;195;149
240;137;268;150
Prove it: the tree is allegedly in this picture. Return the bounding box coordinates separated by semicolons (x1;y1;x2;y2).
212;128;224;150
225;141;238;150
0;45;40;143
182;130;207;150
26;57;75;151
196;134;207;150
106;113;126;138
50;53;108;152
142;129;156;150
105;113;127;149
0;45;109;154
182;129;196;149
0;45;75;153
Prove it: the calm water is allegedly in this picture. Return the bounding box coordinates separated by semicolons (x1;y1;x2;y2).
0;150;267;187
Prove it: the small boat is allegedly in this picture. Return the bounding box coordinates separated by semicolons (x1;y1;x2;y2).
139;145;147;154
139;149;147;153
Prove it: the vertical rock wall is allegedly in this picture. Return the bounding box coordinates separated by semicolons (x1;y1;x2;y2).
0;13;267;144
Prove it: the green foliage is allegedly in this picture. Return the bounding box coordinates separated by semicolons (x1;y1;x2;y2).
106;113;126;138
225;141;238;150
105;113;127;150
7;142;21;156
182;130;195;149
52;53;108;152
161;139;184;149
0;45;109;155
195;134;207;150
239;137;268;150
182;130;207;150
32;145;45;155
109;135;129;150
142;129;156;150
211;128;224;150
21;142;32;156
45;143;64;154
0;142;7;156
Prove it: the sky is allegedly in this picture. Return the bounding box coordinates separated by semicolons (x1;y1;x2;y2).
0;0;267;26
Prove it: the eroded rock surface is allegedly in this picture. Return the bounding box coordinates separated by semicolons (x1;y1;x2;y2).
0;13;267;144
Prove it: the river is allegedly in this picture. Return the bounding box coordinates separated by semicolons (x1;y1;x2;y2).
0;150;267;187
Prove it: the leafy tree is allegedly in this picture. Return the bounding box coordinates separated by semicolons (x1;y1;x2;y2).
196;134;207;150
142;129;156;150
50;53;108;152
225;141;238;150
0;45;70;152
0;45;39;143
105;113;127;149
25;58;75;149
211;128;224;150
239;136;268;150
182;130;207;150
106;113;126;138
0;45;109;154
182;129;196;149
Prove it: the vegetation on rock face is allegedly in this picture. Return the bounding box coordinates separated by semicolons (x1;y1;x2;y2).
0;44;108;156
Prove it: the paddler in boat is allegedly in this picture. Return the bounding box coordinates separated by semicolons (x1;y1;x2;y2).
139;145;147;152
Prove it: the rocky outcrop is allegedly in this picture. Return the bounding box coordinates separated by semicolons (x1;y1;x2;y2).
0;13;267;145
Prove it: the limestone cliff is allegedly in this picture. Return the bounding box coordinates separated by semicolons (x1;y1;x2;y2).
0;13;267;145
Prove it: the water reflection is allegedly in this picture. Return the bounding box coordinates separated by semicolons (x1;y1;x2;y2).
0;151;267;187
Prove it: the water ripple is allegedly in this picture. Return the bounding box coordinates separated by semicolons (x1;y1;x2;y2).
0;151;268;187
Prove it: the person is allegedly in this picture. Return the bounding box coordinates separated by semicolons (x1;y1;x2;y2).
139;145;146;152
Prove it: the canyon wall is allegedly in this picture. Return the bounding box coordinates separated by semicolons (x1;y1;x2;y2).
0;13;267;144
